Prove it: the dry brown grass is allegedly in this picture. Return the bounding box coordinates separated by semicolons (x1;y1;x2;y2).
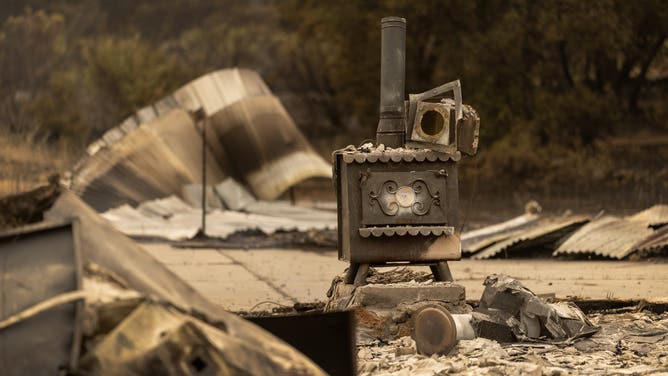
0;131;75;197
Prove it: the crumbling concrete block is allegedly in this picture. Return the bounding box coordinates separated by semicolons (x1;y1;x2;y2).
351;283;465;309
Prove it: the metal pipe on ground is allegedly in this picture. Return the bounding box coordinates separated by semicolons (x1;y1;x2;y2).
412;305;474;355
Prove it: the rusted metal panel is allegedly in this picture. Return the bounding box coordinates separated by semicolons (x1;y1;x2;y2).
554;206;668;259
0;221;83;375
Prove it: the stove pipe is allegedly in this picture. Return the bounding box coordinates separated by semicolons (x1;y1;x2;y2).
376;17;406;148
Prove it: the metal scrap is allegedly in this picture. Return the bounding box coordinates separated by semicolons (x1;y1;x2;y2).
101;195;337;242
474;274;599;342
463;203;668;259
0;190;330;375
79;302;325;375
461;201;543;254
554;206;668;259
0;220;83;375
470;215;589;259
627;204;668;228
65;68;330;212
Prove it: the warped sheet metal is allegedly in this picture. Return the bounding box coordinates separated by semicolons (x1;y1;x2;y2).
462;212;541;254
69;110;226;211
471;216;589;260
79;302;325;375
627;205;668;228
631;225;668;255
43;192;328;373
66;68;330;211
0;221;83;375
101;195;337;241
210;95;331;200
553;209;663;259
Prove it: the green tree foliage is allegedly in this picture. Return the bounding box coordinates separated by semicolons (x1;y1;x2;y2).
0;1;666;191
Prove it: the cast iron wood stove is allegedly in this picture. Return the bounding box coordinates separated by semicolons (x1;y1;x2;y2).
333;17;480;285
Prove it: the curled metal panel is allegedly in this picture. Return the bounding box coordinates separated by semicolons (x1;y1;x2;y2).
210;95;331;200
66;68;330;210
69;110;226;211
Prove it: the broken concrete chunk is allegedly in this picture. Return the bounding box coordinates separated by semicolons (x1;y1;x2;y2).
352;283;465;309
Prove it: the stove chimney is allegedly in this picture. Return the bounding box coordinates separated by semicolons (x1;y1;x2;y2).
376;17;406;148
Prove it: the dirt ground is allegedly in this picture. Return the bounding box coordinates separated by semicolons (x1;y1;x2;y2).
140;243;668;374
141;243;668;310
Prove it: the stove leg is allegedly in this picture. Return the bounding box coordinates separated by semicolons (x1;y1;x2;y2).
344;263;360;284
353;263;370;286
430;261;454;282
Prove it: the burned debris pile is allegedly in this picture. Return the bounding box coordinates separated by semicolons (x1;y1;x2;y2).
327;268;599;357
0;189;326;375
357;310;668;375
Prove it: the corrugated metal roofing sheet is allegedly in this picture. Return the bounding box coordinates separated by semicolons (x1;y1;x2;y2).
470;216;589;260
461;212;542;253
553;214;658;259
627;205;668;228
631;225;668;255
101;195;336;242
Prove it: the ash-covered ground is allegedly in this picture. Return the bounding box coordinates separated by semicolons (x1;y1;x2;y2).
358;311;668;375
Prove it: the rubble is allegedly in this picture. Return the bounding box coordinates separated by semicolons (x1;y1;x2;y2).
326;267;469;348
474;274;599;342
0;190;328;375
357;311;668;375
